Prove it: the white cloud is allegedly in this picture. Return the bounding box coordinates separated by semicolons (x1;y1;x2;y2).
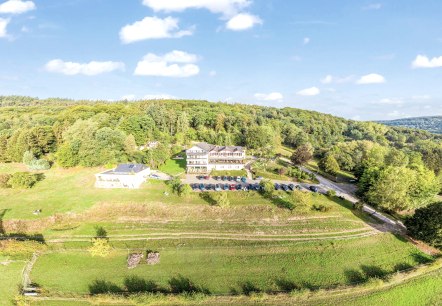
254;92;283;101
363;3;382;10
297;87;320;96
303;37;310;45
45;59;125;76
143;94;177;100
321;74;354;84
142;0;251;16
0;17;9;37
356;73;385;84
226;13;261;31
134;50;200;78
0;0;35;14
119;16;193;44
412;54;442;69
375;98;403;105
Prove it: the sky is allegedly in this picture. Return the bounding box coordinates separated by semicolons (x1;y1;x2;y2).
0;0;442;120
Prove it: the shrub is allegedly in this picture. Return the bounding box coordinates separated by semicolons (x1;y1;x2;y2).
405;202;442;248
28;159;51;170
0;173;12;188
88;238;111;257
8;172;38;189
291;190;312;212
326;190;336;197
178;184;192;197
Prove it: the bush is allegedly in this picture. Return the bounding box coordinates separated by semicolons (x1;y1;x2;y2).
0;173;12;188
89;238;111;257
405;202;442;248
326;190;336;197
8;172;38;189
178;184;192;197
28;159;51;170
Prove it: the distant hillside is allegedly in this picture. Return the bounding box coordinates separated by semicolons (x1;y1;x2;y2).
379;116;442;134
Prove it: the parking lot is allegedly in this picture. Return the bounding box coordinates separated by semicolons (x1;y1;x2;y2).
183;174;317;193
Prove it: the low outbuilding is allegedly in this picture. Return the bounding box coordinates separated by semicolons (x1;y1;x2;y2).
95;163;151;189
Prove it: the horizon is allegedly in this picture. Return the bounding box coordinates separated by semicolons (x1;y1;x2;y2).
1;0;442;120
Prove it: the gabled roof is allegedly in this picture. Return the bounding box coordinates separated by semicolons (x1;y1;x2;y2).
191;142;245;153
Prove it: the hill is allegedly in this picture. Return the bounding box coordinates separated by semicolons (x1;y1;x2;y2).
379;116;442;134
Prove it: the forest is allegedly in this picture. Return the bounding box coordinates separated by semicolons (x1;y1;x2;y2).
380;116;442;134
0;95;441;217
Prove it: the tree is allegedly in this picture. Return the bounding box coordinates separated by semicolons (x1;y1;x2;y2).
290;190;312;212
8;172;38;189
56;141;80;167
89;238;111;257
23;150;35;166
214;192;230;207
178;184;192;197
260;179;274;196
290;143;314;165
405;202;442;248
319;154;340;176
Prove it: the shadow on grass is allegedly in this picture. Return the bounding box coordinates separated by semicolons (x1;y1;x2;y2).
89;280;123;294
124;276;165;293
169;274;210;294
274;278;301;292
240;281;261;295
199;192;217;206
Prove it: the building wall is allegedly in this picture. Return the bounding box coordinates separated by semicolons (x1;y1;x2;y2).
186;145;246;173
95;168;151;189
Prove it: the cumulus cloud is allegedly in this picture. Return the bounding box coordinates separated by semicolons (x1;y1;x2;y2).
226;13;261;30
134;50;200;77
297;87;320;96
254;92;283;101
45;59;125;76
0;17;9;37
356;73;385;84
320;74;354;84
412;55;442;68
303;37;310;45
119;16;193;44
142;0;250;16
0;0;35;14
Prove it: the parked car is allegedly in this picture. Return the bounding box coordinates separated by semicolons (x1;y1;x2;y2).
309;186;319;192
204;175;210;180
206;184;213;190
228;176;233;181
222;176;227;181
191;183;198;190
236;176;241;182
235;184;242;190
199;183;205;190
288;184;295;191
215;184;222;191
241;176;247;183
254;184;262;191
229;184;236;190
281;184;289;191
150;174;160;179
214;176;220;181
223;184;229;190
274;183;281;190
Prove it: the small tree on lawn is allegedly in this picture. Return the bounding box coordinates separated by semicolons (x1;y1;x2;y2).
215;192;230;208
260;179;274;197
290;143;314;165
326;189;336;198
178;184;192;197
89;238;111;257
291;190;312;212
8;172;38;189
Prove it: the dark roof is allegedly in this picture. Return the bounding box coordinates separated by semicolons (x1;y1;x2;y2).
103;164;148;175
193;142;244;153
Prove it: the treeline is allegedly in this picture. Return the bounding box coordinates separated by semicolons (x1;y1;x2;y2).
0;96;441;209
380;116;442;134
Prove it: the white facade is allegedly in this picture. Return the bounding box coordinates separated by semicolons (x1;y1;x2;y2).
186;143;246;174
95;164;151;189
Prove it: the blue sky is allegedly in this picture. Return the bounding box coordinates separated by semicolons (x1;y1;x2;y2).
1;0;442;120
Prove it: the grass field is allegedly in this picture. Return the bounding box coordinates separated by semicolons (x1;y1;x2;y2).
31;234;431;296
159;158;186;176
0;259;25;304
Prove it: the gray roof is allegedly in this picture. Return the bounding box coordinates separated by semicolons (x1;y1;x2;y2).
194;142;244;153
103;164;148;175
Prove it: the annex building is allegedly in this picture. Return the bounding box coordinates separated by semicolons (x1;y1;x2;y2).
95;163;151;189
186;142;246;174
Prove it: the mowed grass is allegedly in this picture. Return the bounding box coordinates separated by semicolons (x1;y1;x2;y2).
0;260;25;304
159;158;186;176
31;234;431;295
337;268;442;306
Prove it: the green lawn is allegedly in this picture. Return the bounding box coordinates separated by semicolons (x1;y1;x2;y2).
0;260;25;305
31;234;431;296
159;158;186;176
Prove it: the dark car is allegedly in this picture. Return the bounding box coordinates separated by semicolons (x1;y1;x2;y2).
247;183;254;190
281;184;289;191
199;183;205;190
206;184;213;190
274;183;281;190
229;184;236;190
255;184;262;191
309;186;319;192
227;176;233;181
236;184;242;190
191;183;198;190
214;176;220;181
288;184;295;191
222;176;227;181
